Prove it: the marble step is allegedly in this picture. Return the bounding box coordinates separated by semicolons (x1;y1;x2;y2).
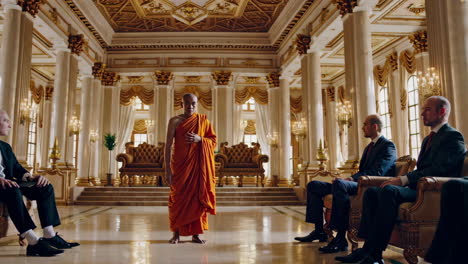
79;191;296;197
77;195;299;201
82;187;295;192
73;200;303;206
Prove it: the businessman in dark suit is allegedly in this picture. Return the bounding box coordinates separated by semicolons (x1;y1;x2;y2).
336;96;466;264
294;115;396;254
0;110;79;256
421;177;468;264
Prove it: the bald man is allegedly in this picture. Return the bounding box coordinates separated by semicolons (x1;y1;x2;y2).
295;115;397;254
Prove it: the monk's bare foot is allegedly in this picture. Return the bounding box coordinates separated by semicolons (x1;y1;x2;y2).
192;235;206;244
169;232;180;244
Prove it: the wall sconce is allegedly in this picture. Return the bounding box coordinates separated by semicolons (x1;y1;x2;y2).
337;100;352;127
417;67;441;100
291;117;307;141
89;129;98;143
19;98;36;125
267;132;279;149
69;115;81;135
316;139;328;170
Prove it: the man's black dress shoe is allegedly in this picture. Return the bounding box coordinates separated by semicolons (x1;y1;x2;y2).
335;248;367;262
294;230;328;242
318;236;348;253
359;255;384;264
26;239;64;256
43;233;80;249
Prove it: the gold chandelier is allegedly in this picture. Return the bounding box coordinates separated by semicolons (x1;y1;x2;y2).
417;67;441;100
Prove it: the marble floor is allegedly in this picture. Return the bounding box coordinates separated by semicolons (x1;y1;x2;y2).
0;206;407;264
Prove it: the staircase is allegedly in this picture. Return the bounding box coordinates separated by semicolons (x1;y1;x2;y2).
74;187;303;206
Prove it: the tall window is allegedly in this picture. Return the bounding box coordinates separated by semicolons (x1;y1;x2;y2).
242;97;255;111
133;134;147;146
407;75;421;158
27;110;37;167
243;134;257;145
378;85;392;140
134;97;149;111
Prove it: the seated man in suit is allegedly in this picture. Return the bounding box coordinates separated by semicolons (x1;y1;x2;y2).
420;177;468;264
294;114;396;254
0;110;79;256
336;96;466;264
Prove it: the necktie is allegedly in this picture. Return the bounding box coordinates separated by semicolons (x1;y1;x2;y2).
422;132;436;154
365;142;375;163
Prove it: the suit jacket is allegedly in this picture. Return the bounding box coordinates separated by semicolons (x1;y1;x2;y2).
352;136;397;182
406;124;466;189
0;140;28;183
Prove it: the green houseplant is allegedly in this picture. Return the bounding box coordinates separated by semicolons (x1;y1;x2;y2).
103;133;116;186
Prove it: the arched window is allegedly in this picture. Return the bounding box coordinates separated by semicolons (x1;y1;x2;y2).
407;75;421;158
27;110;37;167
134;97;149;111
242;97;255;111
378;85;392;140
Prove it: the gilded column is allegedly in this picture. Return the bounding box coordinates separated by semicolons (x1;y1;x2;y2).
279;76;292;186
212;71;233;148
425;0;468;137
102;71;119;185
0;1;22;144
326;86;340;169
49;42;71;166
266;73;280;185
154;70;173;144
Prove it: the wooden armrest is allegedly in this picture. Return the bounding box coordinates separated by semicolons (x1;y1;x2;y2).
214;153;228;168
252;154;269;167
358;176;393;187
116;153;133;167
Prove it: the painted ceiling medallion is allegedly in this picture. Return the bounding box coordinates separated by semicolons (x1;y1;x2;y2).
137;0;245;26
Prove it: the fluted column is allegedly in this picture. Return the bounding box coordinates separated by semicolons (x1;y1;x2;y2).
90;63;105;184
301;51;324;165
154;71;174;144
267;76;280;184
64;55;79;166
325;86;340;169
103;72;120;185
49;43;71;165
40;86;54;167
0;1;22;144
212;71;233;147
279;76;292;186
425;0;468;137
76;74;94;186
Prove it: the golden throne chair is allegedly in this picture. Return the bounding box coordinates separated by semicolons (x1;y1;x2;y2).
347;156;468;264
215;142;269;187
116;142;165;186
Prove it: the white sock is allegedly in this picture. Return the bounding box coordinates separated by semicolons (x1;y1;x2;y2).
20;230;39;245
42;225;55;239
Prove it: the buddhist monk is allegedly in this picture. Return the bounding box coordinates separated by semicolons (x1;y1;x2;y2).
164;93;217;244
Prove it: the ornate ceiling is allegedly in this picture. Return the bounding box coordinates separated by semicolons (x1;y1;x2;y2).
95;0;288;32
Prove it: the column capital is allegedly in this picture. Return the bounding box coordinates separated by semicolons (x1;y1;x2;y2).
408;30;428;54
266;72;280;88
295;34;311;55
154;70;173;85
92;62;106;79
17;0;41;17
335;0;357;16
212;71;232;85
68;34;85;55
101;72;120;86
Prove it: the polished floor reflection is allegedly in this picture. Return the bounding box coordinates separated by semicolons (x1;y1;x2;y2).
0;206;407;263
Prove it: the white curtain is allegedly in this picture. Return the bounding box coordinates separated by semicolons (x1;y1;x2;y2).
255;103;270;177
117;104;136;154
232;104;243;144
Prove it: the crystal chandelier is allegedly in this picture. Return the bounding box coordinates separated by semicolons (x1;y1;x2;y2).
417;67;441;100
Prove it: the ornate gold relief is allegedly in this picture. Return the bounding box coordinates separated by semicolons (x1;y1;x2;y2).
295;34;311;55
326;86;335;102
266;72;280;88
408;30;428;54
335;0;357;16
243;77;261;84
154;70;173;85
319;7;330;24
45;86;54;101
49;7;58;23
18;0;42;17
68;34;84;55
92;62;106;79
408;3;425;15
101;72;119;86
184;76;202;83
212;71;232;85
127;76;144;83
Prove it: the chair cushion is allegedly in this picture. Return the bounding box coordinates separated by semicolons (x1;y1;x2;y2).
126;163;162;168
226;163;258;168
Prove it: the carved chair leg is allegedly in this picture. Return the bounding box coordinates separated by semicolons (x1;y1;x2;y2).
261;175;265;187
218;176;224;187
238;176;243;187
256;176;259;187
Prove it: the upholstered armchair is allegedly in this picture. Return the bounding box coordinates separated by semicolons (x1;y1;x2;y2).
215;142;269;187
347;156;468;264
116;142;165;186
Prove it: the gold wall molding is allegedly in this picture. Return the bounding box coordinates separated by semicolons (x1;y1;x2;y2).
127;76;144;83
174;86;212;110
266;72;280;88
154;71;173;85
408;30;428;54
235;86;268;105
184;76;202;83
273;0;315;48
335;0;358;16
295;34;311;55
212;71;232;85
121;85;154;106
68;34;85;55
243;77;261;84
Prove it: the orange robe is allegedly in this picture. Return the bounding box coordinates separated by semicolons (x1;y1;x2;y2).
169;113;217;236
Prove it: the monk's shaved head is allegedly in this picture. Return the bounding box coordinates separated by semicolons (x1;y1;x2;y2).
183;93;198;101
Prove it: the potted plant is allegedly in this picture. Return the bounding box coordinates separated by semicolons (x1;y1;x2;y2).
103;133;116;186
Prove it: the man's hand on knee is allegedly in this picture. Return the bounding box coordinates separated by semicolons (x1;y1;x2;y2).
0;178;19;189
32;175;50;187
